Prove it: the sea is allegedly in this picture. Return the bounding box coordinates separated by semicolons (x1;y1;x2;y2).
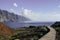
4;21;55;28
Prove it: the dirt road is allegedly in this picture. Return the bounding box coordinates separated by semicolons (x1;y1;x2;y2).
39;26;56;40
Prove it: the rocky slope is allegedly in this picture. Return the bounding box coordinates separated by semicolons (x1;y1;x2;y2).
0;22;16;36
0;22;18;40
0;9;30;22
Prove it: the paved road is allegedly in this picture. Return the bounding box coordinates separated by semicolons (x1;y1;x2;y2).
39;26;56;40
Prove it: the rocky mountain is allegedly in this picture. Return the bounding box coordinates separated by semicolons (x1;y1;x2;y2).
0;9;30;40
0;9;30;22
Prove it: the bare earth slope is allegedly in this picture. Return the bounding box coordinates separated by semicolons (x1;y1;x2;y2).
39;26;56;40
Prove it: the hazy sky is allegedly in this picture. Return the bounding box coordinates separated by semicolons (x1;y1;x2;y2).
0;0;60;21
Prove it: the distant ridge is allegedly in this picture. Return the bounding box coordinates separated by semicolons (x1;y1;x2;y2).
0;9;30;22
51;21;60;27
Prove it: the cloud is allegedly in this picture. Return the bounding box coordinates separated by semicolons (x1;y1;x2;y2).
58;5;60;8
10;9;15;12
22;9;32;16
13;3;18;7
22;8;60;21
22;8;24;10
10;8;22;15
10;8;17;14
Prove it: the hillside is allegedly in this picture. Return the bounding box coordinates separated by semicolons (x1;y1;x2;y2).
0;9;30;22
0;22;16;35
0;22;18;40
0;22;50;40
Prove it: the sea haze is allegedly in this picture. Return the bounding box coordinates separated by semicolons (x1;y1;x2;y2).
4;21;55;28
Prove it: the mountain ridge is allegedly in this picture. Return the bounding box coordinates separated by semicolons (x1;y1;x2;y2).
0;9;30;22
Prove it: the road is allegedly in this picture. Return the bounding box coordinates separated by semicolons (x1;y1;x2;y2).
39;26;56;40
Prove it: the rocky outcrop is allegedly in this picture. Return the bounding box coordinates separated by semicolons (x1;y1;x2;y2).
0;9;30;22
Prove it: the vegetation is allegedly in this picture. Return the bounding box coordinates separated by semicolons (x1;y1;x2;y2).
0;23;50;40
0;34;5;40
10;26;50;40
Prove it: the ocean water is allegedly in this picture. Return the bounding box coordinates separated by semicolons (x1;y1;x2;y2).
4;21;55;28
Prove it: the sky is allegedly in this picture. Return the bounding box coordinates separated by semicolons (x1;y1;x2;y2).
0;0;60;22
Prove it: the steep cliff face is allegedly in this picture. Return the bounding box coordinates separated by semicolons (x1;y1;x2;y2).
0;9;30;22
